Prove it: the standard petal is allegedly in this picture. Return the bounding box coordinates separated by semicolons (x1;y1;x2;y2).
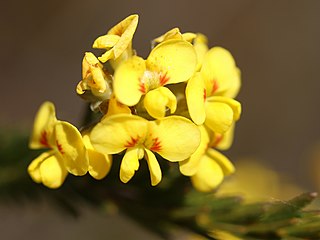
186;73;206;125
143;87;177;119
113;56;146;106
29;101;57;149
191;155;224;192
179;126;210;176
207;148;235;175
145;149;162;186
208;96;241;121
201;47;240;96
90;114;148;154
204;102;234;133
120;148;140;183
54;121;89;176
147;116;200;161
82;134;112;180
147;39;197;84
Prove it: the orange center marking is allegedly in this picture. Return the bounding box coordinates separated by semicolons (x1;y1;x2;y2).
56;140;64;154
125;136;139;148
211;79;219;95
139;82;146;94
40;131;50;148
150;137;162;152
159;72;170;86
203;88;207;102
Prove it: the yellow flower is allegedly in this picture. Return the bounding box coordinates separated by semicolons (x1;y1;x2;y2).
93;14;138;65
186;47;241;133
179;126;235;192
90;114;200;186
76;52;112;100
28;102;89;188
113;39;197;119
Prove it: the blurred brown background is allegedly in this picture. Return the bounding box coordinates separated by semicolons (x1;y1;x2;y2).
1;0;320;239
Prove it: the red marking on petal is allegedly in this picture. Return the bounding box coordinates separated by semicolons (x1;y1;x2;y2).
159;72;170;86
56;140;64;154
212;134;223;147
203;88;207;102
150;137;162;152
139;82;146;94
125;136;139;148
40;131;50;148
211;79;219;95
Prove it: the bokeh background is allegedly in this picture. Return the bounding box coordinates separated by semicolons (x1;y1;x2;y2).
1;0;320;239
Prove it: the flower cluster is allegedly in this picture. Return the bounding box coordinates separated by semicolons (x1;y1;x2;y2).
28;14;241;192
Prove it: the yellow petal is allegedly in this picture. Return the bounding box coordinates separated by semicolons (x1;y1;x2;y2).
204;102;234;133
186;73;206;125
152;28;183;46
143;87;177;119
98;50;114;63
113;56;146;106
147;116;200;161
214;123;235;150
107;14;139;58
208;96;241;121
90;114;148;154
193;33;209;70
105;94;131;117
88;149;112;180
191;155;224;192
145;149;162;186
39;154;68;189
201;47;240;97
92;34;121;49
54;121;89;176
207;148;235;175
83;134;112;180
179;126;210;176
28;151;54;184
28;151;67;189
147;39;197;84
29;101;57;149
120;147;140;183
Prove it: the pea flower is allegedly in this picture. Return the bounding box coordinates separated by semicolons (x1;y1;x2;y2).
76;52;112;100
186;47;241;133
113;39;197;119
28;102;89;188
179;126;235;192
93;14;138;66
90;114;200;186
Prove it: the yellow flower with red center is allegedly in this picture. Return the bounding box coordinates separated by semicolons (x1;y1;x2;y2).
90;114;200;186
186;47;241;134
113;39;197;119
28;102;89;188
